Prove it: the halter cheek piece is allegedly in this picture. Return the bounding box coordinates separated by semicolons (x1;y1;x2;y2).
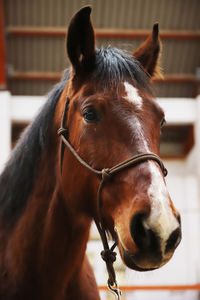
57;97;167;299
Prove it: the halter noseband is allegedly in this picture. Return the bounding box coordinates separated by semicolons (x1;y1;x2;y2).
57;97;167;299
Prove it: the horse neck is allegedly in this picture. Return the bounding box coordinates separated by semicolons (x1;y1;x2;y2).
2;128;92;297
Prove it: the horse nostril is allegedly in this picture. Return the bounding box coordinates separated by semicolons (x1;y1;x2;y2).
130;212;158;251
165;227;181;254
130;212;146;248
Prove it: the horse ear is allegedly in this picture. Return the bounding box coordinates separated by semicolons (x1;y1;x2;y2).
66;6;95;72
133;23;162;78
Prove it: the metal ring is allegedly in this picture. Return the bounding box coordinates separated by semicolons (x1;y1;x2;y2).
108;282;122;299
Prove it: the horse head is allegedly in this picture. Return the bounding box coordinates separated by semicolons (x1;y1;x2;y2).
59;6;181;273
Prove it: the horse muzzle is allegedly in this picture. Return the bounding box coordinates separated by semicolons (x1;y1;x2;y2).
116;210;181;271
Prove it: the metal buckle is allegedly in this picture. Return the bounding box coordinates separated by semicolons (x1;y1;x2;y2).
108;282;122;300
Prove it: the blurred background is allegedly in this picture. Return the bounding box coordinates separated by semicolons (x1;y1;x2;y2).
0;0;200;299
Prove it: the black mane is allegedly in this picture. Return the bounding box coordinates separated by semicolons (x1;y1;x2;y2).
0;71;69;226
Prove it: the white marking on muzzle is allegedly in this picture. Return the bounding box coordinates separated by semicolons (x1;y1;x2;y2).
124;81;179;254
146;162;179;254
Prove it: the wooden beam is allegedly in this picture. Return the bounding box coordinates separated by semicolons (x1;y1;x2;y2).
98;284;200;291
6;26;66;37
9;71;62;81
160;124;194;159
96;29;200;40
0;0;7;89
8;71;198;85
6;26;200;40
153;74;198;84
182;125;195;156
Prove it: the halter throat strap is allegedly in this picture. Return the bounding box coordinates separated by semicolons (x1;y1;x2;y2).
57;97;168;297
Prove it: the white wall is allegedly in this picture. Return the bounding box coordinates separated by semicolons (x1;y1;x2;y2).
0;91;11;173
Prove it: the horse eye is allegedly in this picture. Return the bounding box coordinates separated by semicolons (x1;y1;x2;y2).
82;107;100;123
161;118;166;128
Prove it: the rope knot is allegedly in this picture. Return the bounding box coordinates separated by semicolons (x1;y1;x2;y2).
101;249;117;263
102;168;112;181
163;167;168;177
57;127;68;137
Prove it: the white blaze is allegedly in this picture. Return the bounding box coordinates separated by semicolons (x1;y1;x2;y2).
123;82;149;152
124;81;143;109
123;81;179;254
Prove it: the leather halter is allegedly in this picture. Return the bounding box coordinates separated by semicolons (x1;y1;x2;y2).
57;97;167;299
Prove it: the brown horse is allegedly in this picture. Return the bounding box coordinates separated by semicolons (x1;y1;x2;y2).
0;6;181;300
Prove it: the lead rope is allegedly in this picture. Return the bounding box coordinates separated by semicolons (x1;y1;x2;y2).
95;174;122;299
57;97;168;300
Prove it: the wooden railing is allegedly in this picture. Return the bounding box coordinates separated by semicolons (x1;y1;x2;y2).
8;71;198;85
6;26;200;40
98;284;200;291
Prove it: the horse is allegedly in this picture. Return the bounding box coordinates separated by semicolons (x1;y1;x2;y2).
0;6;181;300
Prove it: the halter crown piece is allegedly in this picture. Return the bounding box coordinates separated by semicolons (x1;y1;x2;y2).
57;96;168;300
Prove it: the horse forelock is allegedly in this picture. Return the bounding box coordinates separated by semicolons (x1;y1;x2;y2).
92;47;152;94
